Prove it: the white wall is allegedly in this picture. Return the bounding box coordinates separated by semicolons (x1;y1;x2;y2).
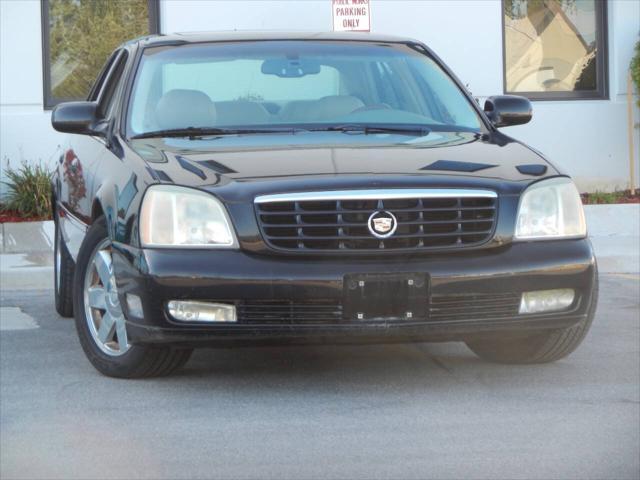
0;0;64;196
502;0;640;191
1;0;638;195
162;0;640;191
162;0;503;97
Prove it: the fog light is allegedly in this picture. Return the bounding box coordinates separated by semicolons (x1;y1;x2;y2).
167;301;236;322
519;289;575;314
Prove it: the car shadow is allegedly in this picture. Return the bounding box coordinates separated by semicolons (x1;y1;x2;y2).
158;341;567;394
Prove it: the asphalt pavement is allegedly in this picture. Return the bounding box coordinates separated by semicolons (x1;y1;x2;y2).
1;272;638;480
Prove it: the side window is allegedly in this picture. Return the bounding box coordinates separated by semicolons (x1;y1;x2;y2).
97;51;129;119
407;56;480;129
87;51;119;102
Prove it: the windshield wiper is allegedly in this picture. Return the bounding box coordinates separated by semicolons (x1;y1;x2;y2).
130;126;299;140
131;124;431;140
308;124;431;136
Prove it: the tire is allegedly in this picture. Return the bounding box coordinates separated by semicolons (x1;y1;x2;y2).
466;277;599;364
54;210;74;318
73;216;192;378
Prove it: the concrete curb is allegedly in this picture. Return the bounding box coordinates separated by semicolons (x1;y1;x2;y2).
584;204;640;274
1;221;55;290
0;220;54;254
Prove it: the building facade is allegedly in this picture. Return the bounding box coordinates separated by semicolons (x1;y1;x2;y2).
1;0;638;194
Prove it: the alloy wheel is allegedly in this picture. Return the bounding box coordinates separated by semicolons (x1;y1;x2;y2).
83;238;130;356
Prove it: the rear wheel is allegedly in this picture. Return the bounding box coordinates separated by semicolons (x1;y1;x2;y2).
74;217;192;378
466;279;598;364
54;210;74;317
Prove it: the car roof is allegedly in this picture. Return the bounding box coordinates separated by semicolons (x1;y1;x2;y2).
127;31;421;48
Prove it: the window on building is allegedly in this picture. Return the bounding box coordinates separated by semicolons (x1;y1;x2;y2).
503;0;608;100
41;0;159;108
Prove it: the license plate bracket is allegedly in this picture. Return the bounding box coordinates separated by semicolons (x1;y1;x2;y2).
343;273;428;321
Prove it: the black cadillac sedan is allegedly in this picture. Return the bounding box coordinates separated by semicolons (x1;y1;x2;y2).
51;32;597;378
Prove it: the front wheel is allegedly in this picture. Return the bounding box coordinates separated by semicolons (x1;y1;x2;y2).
73;217;192;378
466;280;598;364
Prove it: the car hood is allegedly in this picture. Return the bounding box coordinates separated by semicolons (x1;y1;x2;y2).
128;131;559;201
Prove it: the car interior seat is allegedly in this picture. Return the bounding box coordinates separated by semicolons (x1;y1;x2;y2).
213;100;272;126
155;89;217;130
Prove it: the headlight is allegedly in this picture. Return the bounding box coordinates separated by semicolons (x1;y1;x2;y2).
140;185;237;248
515;177;586;240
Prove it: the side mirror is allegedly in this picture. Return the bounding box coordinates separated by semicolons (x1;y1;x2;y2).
483;95;532;128
51;101;101;135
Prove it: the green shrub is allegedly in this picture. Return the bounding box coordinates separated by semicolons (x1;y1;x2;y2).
581;190;640;204
584;191;624;204
631;38;640;109
2;161;53;219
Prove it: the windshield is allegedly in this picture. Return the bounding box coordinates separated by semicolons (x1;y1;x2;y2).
127;41;483;136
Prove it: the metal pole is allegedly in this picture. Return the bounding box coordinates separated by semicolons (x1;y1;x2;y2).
627;71;637;193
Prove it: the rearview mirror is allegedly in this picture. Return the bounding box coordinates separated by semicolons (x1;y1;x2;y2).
51;101;101;135
483;95;532;128
261;58;321;78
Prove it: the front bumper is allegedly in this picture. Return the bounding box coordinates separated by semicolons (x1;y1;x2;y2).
112;239;597;347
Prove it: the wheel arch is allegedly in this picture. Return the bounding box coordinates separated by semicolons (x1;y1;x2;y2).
92;180;118;241
92;172;143;246
91;199;105;222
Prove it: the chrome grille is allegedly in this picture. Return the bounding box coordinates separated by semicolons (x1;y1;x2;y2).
255;189;497;252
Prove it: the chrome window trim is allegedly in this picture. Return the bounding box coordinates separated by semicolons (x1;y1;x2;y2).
255;189;497;204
